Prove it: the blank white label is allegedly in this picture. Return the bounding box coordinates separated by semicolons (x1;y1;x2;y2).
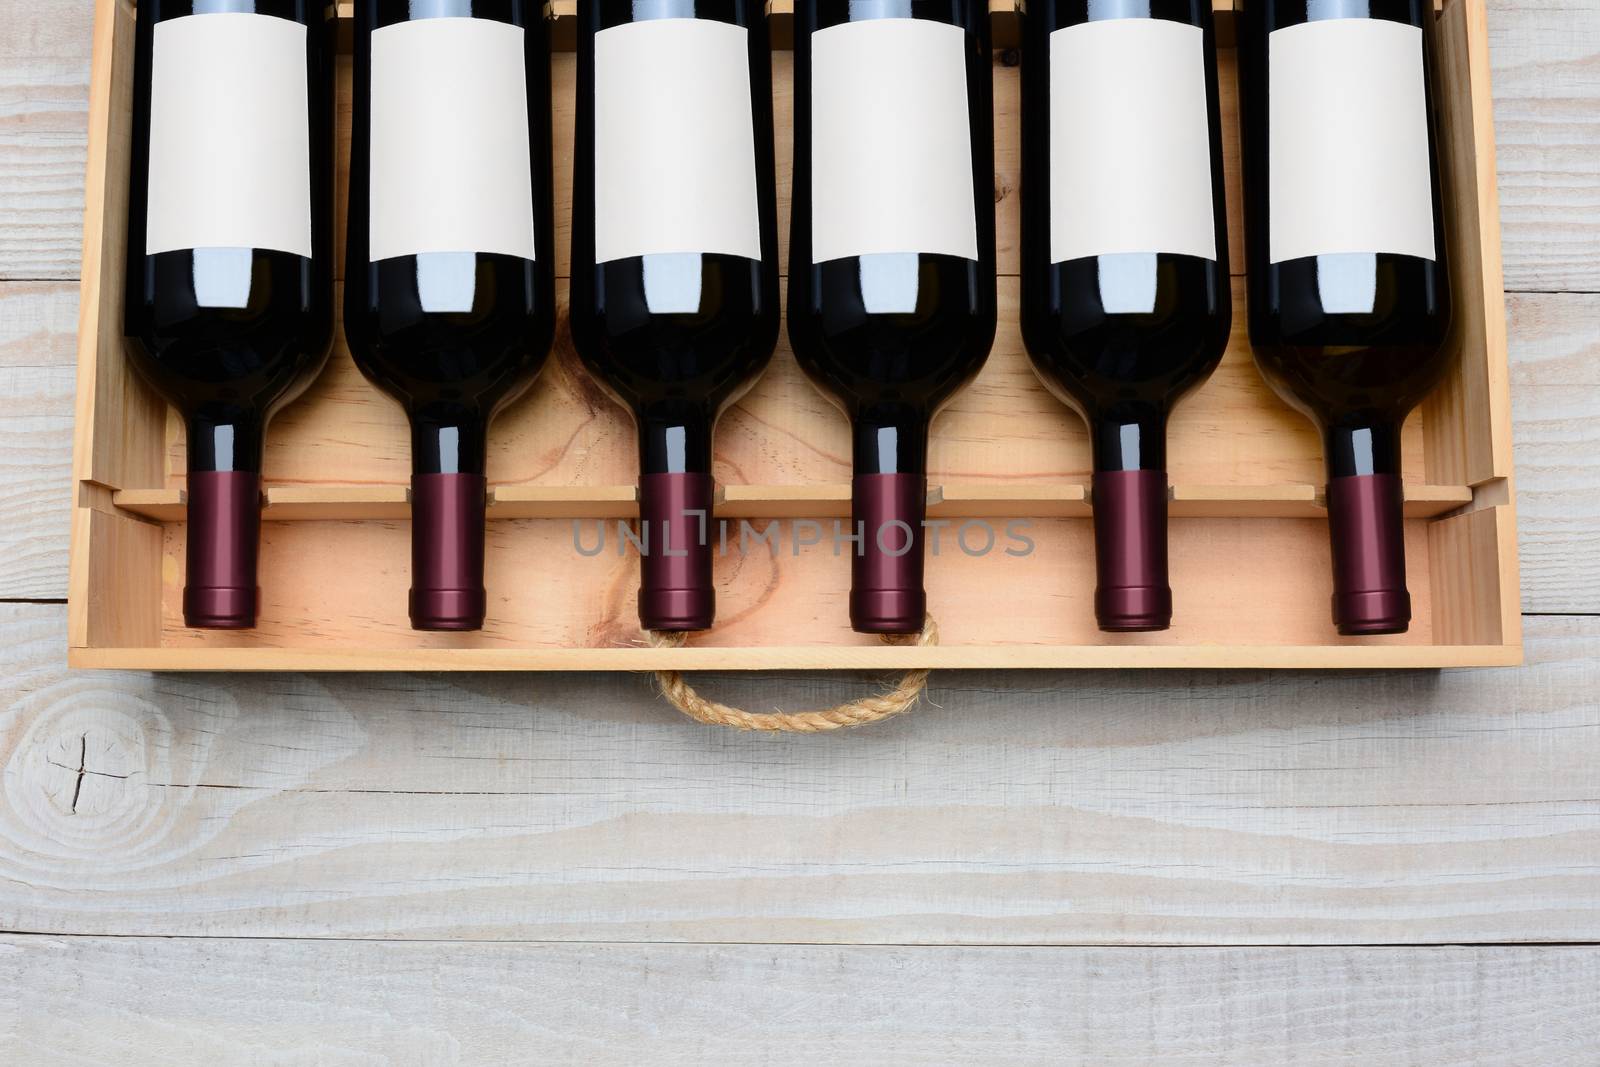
1050;18;1216;263
811;18;978;263
1268;18;1435;264
370;18;536;262
146;13;311;257
594;18;761;264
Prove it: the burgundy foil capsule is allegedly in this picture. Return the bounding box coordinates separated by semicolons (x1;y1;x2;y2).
183;470;262;630
851;473;926;635
638;472;716;632
1091;469;1172;633
410;473;488;632
1326;472;1411;636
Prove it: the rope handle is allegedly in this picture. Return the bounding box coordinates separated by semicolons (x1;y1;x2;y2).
647;616;940;732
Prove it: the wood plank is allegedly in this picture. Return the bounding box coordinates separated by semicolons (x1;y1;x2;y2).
3;601;1595;942
265;484;408;521
1428;503;1519;645
0;1;94;281
489;483;638;519
107;486;185;522
0;282;76;599
3;937;1599;1064
100;480;1476;524
65;643;1525;671
138;511;1459;657
1486;0;1600;293
72;0;165;503
67;502;161;648
1175;483;1473;519
1429;0;1515;487
1507;292;1600;614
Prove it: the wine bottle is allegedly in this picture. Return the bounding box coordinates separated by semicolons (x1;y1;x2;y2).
1238;0;1453;635
570;0;780;632
345;0;557;632
124;1;335;630
789;0;998;635
1019;0;1231;632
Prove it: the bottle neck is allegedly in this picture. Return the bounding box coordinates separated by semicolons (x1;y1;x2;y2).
638;407;714;477
1324;471;1411;635
183;470;262;630
1091;410;1168;473
1324;421;1403;480
187;416;265;474
1320;419;1410;635
409;472;488;631
412;416;489;477
853;409;929;477
634;405;717;630
850;409;930;634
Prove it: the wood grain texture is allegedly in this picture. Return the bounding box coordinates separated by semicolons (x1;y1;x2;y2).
3;937;1599;1065
1507;292;1600;613
1486;0;1600;293
4;600;1598;943
0;282;76;599
0;1;94;281
141;510;1458;657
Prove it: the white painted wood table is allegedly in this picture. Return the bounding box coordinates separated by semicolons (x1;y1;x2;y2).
2;2;1598;1061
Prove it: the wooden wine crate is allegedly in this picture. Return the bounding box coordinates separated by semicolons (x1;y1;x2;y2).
68;0;1520;671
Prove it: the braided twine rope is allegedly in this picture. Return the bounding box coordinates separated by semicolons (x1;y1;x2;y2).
646;615;940;733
